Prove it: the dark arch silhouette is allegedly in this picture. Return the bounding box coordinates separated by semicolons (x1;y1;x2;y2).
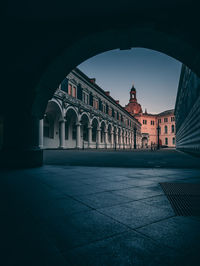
32;26;200;118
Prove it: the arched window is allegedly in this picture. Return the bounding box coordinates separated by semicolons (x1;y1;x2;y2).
165;138;168;145
165;125;168;134
173;137;175;145
171;125;175;133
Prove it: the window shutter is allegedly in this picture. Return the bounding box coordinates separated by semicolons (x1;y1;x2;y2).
61;79;68;93
89;93;93;106
77;84;82;100
99;99;102;111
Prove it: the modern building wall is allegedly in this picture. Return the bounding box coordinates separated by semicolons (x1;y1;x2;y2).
42;68;141;150
0;116;3;150
175;65;200;155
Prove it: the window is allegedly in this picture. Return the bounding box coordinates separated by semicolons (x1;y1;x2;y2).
164;118;168;123
165;138;168;145
93;98;98;109
151;121;154;125
68;84;72;95
171;125;175;133
173;137;175;145
108;107;112;116
171;117;175;122
72;86;76;97
143;120;147;125
165;125;168;134
158;119;161;123
83;91;89;104
102;104;106;113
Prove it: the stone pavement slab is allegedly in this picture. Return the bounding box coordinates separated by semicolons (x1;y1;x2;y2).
0;164;200;265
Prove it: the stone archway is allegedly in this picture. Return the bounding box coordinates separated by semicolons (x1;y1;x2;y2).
142;137;148;148
2;2;200;167
43;100;63;149
65;108;78;149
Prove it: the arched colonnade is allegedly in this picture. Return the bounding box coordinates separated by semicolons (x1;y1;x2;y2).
40;99;140;150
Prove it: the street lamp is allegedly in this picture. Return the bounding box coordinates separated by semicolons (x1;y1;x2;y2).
157;120;160;149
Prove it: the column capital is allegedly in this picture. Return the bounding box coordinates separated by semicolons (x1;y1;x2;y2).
88;125;92;129
59;118;66;123
76;122;82;126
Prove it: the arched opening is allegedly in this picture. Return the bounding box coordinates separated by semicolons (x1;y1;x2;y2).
100;121;106;147
92;118;98;145
65;108;78;149
81;113;90;148
43;100;63;149
107;124;112;146
142;137;148;148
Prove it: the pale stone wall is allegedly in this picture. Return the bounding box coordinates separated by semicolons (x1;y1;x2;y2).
42;68;141;150
135;111;176;148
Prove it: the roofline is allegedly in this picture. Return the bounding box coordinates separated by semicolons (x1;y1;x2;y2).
72;67;141;125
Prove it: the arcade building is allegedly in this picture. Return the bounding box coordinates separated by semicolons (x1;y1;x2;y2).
41;68;141;150
125;85;176;148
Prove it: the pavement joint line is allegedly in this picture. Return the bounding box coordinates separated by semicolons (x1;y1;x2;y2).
94;207;177;252
60;230;131;253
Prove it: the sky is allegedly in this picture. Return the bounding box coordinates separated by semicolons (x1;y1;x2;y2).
78;48;182;114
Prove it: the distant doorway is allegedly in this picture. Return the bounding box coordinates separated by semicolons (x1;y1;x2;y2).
142;137;148;148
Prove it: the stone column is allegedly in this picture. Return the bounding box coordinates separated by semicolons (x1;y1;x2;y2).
76;122;81;149
59;119;66;149
123;130;126;149
88;125;92;148
111;130;114;148
97;127;101;148
131;131;134;149
104;128;108;148
39;119;43;149
119;130;123;149
115;128;119;149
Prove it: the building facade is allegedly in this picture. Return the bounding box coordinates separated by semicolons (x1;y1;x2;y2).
175;65;200;155
41;68;141;150
125;86;176;148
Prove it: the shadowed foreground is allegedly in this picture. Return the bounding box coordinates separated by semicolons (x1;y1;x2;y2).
1;163;200;265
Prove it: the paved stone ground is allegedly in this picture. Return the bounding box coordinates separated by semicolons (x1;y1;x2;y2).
44;149;200;168
1;150;200;265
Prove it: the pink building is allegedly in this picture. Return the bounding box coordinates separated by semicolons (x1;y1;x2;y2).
125;86;176;148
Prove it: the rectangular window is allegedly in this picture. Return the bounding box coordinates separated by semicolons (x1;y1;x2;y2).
164;118;168;123
158;119;161;123
72;86;76;98
68;84;72;95
165;138;168;145
171;117;175;122
93;99;98;109
151;121;154;125
143;120;147;125
83;92;89;104
173;137;175;145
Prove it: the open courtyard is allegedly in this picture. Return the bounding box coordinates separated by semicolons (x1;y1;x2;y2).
1;149;200;265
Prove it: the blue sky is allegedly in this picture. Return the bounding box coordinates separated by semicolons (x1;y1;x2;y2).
78;48;182;114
